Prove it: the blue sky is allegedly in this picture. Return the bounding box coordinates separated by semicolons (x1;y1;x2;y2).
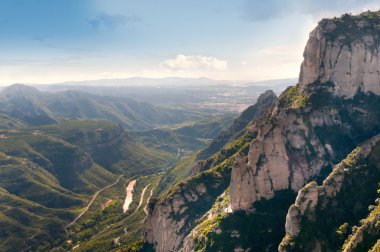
0;0;379;84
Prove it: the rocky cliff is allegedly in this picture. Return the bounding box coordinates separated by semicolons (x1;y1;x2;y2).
299;12;380;98
230;10;380;212
279;135;380;251
143;10;380;252
144;130;256;252
144;168;232;252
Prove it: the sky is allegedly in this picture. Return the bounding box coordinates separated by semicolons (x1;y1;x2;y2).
0;0;379;85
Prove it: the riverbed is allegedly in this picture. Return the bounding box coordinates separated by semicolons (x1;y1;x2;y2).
123;179;137;212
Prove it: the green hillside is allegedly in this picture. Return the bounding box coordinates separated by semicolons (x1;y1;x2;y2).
130;115;234;154
0;84;207;130
0;119;174;251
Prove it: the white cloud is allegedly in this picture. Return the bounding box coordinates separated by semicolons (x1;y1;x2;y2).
160;54;228;71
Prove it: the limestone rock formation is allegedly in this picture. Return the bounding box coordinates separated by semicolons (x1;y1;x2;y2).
144;11;380;252
299;12;380;98
230;11;380;212
279;135;380;252
144;173;231;252
143;129;254;251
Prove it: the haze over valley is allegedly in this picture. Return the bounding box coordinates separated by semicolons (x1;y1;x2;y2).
1;1;380;252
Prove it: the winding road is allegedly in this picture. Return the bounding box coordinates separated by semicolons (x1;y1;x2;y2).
135;183;150;211
143;185;156;215
65;174;125;228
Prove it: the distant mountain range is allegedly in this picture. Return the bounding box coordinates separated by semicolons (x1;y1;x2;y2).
0;84;206;130
28;78;295;114
30;77;297;88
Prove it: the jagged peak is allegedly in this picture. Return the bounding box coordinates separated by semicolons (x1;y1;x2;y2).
299;10;380;98
256;89;277;103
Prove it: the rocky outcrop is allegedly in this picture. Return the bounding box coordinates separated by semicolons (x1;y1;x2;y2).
279;135;380;252
144;10;380;252
144;170;231;252
230;92;331;211
299;12;380;98
230;11;380;212
284;182;319;238
180;190;231;252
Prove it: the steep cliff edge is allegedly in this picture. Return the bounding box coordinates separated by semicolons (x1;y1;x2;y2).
230;10;380;212
299;11;380;98
144;131;256;252
143;10;380;252
279;135;380;252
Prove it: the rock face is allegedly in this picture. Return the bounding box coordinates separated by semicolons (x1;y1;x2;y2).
144;126;255;251
299;13;380;98
284;181;319;238
279;135;380;252
230;11;380;212
144;11;380;252
144;171;231;252
144;192;190;252
230;93;330;211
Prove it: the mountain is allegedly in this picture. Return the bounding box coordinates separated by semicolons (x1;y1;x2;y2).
33;78;293;115
0;82;239;251
143;10;380;252
0;84;57;125
50;77;232;87
0;120;173;251
151;90;276;199
0;85;206;130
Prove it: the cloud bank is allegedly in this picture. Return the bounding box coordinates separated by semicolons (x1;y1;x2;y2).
161;54;228;71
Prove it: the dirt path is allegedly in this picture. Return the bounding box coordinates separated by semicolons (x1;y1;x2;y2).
143;185;156;215
135;183;150;211
66;174;124;228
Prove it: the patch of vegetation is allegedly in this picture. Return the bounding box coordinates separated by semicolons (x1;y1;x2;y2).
191;190;296;251
161;114;235;139
279;85;309;109
156;154;198;195
113;238;144;252
68;175;161;252
200;130;257;172
130;128;206;154
319;10;380;47
286;141;380;251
